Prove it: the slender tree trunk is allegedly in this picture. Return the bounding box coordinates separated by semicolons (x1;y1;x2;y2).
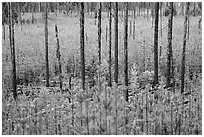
80;2;85;90
133;20;135;39
98;2;102;66
97;2;102;133
181;3;190;130
154;2;159;86
108;2;112;87
124;2;128;102
55;25;63;91
3;23;5;41
167;2;174;88
9;2;17;100
187;16;190;40
79;3;85;129
181;2;190;94
45;3;49;87
160;2;162;37
114;2;119;84
129;20;132;37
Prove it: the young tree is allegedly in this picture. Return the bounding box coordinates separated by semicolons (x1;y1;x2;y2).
9;2;17;100
80;2;85;90
124;2;128;102
166;2;174;88
154;2;159;86
44;3;49;87
114;2;119;84
55;25;63;90
108;2;112;87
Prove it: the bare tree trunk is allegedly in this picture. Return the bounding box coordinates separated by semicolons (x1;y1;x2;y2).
181;3;190;130
154;2;159;86
9;2;17;100
45;3;49;87
133;20;135;39
167;2;174;88
114;2;119;84
80;2;85;90
108;2;112;87
124;2;128;102
97;2;102;133
55;25;63;91
160;2;162;37
181;2;190;94
98;2;102;66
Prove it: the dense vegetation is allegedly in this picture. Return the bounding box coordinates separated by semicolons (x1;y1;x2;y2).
2;2;202;135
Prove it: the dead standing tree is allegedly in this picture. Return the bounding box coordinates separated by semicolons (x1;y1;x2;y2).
124;2;128;102
44;3;49;87
114;2;119;85
154;2;159;86
80;2;85;91
9;2;17;100
166;2;174;88
181;2;190;128
55;25;63;90
108;2;112;87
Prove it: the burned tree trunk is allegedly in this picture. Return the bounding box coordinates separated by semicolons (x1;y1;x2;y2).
108;2;112;87
80;2;85;90
167;2;174;88
44;3;49;87
114;2;119;85
154;2;159;86
181;3;190;94
9;2;17;100
55;25;63;90
98;2;102;66
181;2;190;130
124;2;128;102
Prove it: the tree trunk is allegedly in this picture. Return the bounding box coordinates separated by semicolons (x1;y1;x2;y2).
181;3;190;129
80;2;85;90
133;20;135;39
9;2;17;100
45;3;49;87
167;2;174;88
154;2;159;86
124;2;128;102
55;25;63;91
108;2;112;87
181;2;190;94
98;2;102;73
160;2;162;37
97;3;102;132
114;2;119;85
